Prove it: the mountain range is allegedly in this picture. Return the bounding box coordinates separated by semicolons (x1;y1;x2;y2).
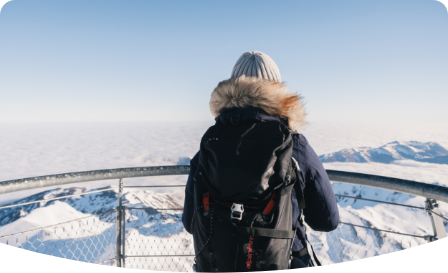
319;141;448;164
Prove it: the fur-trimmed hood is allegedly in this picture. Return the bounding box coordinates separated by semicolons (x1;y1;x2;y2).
209;76;307;132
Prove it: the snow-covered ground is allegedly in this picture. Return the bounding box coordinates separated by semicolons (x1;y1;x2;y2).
0;120;447;267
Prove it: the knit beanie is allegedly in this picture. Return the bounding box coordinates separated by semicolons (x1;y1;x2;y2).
231;51;282;82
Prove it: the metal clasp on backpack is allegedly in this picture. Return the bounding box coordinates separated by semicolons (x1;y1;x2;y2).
230;203;244;221
192;264;198;272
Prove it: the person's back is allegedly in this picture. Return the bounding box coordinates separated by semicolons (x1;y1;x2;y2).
182;51;340;271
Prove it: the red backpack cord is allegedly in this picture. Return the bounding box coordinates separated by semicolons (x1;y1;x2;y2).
202;192;276;213
203;192;210;211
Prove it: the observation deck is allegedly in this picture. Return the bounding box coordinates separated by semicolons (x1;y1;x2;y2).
0;166;446;271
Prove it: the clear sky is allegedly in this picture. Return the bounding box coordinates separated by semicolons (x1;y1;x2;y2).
0;0;447;123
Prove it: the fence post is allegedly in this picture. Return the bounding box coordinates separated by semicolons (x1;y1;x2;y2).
122;202;126;268
116;178;123;267
425;198;447;241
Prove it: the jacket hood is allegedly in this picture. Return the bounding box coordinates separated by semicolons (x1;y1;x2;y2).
209;76;307;132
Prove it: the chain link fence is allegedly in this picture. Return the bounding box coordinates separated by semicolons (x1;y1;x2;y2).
123;208;194;271
0;209;117;265
306;222;428;265
0;206;431;271
119;210;428;271
1;165;446;271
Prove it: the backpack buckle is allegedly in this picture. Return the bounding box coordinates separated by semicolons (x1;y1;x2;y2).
230;203;244;221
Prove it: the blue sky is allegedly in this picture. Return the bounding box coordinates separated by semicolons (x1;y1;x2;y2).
0;0;447;123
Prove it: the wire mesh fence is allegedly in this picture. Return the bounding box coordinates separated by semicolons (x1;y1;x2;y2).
120;210;429;271
0;207;431;271
0;207;432;271
306;222;428;265
1;165;446;271
0;209;117;265
123;208;194;271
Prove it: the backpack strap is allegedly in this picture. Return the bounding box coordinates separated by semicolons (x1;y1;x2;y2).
235;226;295;239
291;157;305;210
291;156;323;266
291;157;322;266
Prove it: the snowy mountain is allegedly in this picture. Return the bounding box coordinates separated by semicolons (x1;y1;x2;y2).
0;187;183;237
0;186;191;268
319;141;448;164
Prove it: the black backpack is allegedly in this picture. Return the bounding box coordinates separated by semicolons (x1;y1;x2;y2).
190;120;306;272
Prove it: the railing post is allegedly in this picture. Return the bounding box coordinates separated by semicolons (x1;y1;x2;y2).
122;203;126;268
425;198;447;241
116;178;123;267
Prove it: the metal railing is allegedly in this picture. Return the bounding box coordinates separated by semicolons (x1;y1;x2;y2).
0;165;447;271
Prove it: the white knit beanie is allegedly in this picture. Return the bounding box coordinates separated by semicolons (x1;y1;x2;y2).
231;51;282;82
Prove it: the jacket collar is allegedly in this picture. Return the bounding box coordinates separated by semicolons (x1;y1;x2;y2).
209;76;306;131
215;107;288;127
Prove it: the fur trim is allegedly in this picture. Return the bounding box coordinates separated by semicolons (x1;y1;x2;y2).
210;76;307;131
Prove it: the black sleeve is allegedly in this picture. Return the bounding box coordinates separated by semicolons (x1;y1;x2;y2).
182;151;200;234
293;135;339;232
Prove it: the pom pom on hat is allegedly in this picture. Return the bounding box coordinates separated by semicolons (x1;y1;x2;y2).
231;51;282;82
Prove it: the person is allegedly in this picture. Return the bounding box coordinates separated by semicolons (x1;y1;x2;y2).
182;51;339;269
